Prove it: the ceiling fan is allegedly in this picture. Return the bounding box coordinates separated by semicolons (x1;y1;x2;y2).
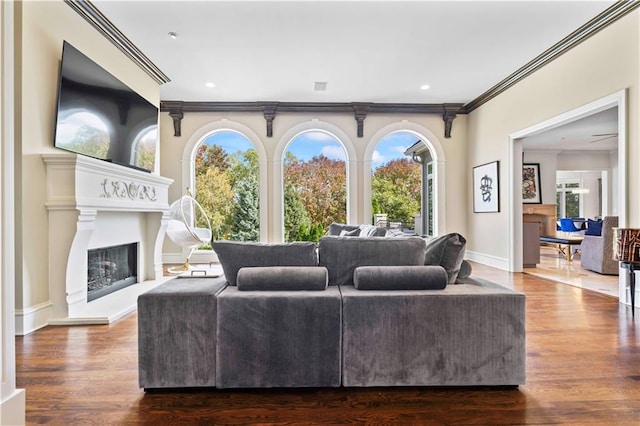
590;132;618;143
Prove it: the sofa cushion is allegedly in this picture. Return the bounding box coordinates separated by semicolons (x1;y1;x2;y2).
353;265;447;290
329;222;386;237
457;259;473;279
212;241;318;286
236;266;328;291
423;233;467;284
328;223;359;236
318;236;427;286
585;218;603;236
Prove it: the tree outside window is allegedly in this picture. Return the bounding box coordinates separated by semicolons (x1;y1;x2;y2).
556;181;581;218
193;131;259;243
371;132;422;231
283;131;347;242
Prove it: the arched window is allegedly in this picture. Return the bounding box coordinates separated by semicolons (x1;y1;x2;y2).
132;126;157;172
283;131;347;241
194;131;259;242
55;110;110;159
371;132;423;233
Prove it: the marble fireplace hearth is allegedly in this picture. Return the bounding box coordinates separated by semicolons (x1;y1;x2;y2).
43;153;174;325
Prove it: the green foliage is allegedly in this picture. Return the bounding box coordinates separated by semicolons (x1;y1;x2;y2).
295;223;325;242
193;141;422;242
284;183;311;242
230;174;259;241
195;167;234;240
284;155;346;232
371;158;421;226
195;144;229;175
194;144;259;241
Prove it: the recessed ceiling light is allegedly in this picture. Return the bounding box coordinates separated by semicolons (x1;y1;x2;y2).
168;32;178;39
420;84;430;90
205;82;216;88
314;81;328;92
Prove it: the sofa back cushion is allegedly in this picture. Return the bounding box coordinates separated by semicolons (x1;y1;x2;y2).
318;236;427;286
236;266;328;291
353;265;447;290
212;241;318;286
423;233;467;284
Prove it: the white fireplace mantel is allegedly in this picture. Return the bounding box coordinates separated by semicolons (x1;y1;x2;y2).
43;153;174;325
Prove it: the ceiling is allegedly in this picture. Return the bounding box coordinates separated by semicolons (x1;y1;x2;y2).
91;0;619;150
521;107;618;152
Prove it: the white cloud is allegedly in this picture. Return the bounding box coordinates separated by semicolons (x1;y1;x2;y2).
321;145;346;161
391;145;408;155
301;131;337;143
372;150;385;165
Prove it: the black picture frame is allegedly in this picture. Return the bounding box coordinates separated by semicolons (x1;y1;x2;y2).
473;161;500;213
522;163;542;204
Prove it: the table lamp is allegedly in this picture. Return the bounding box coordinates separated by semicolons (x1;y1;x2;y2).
613;227;640;317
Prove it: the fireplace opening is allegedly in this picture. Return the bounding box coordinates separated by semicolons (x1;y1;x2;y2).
87;243;138;302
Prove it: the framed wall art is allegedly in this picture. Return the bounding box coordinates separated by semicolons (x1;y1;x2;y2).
473;161;500;213
522;163;542;204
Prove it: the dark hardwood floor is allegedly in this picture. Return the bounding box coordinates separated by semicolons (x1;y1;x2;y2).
15;262;640;425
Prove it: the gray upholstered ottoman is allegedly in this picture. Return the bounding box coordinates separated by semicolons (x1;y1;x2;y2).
137;277;227;389
216;285;342;388
340;277;526;387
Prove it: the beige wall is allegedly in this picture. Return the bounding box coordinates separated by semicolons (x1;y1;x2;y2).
159;110;469;247
467;10;639;268
16;1;160;332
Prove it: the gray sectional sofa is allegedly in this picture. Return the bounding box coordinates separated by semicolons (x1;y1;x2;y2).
138;234;526;390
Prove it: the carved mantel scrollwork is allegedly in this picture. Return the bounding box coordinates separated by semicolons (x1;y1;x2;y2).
100;178;157;202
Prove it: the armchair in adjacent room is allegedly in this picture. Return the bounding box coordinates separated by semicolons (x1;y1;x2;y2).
580;216;619;275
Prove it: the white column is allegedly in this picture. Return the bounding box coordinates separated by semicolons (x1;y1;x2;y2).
1;0;26;423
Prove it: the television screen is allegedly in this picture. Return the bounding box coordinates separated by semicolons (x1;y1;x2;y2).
54;41;159;173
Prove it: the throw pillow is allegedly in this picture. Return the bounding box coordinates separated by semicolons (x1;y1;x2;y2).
212;241;318;286
423;233;467;284
339;228;361;237
353;265;447;290
236;266;328;291
585;219;603;236
457;259;473;279
328;223;359;236
318;236;427;286
358;225;377;237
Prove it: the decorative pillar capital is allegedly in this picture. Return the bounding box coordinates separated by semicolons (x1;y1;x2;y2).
168;111;183;137
442;104;459;139
352;103;372;138
258;102;279;137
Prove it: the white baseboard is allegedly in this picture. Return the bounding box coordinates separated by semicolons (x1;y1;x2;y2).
15;301;52;336
1;388;25;426
465;250;510;271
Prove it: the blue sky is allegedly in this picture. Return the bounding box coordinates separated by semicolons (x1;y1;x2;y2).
203;130;420;168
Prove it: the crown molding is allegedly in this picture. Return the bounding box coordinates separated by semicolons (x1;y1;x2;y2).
65;0;170;85
464;0;640;113
160;101;466;139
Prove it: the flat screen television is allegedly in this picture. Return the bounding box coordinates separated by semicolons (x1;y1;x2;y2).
53;41;159;173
